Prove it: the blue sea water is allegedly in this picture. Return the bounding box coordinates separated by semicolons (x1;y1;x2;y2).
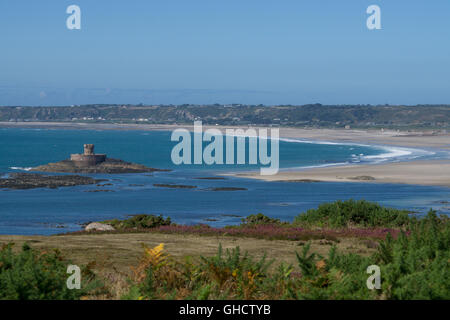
0;128;449;235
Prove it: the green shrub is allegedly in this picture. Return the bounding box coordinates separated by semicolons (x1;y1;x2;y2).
241;213;282;226
200;244;274;286
377;210;450;299
292;243;377;299
123;243;278;300
0;243;100;300
291;210;449;300
294;199;411;228
106;214;171;229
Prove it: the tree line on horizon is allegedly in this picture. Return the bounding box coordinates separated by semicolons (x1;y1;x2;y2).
0;104;449;130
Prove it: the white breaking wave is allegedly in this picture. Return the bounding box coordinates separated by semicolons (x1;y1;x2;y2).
275;137;437;169
361;146;435;163
9;167;33;171
197;131;437;168
278;137;361;146
362;147;411;160
283;162;351;171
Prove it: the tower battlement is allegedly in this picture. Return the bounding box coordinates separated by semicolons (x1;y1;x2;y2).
84;144;95;155
70;144;106;166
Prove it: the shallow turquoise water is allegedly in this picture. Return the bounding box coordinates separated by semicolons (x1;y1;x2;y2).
0;128;449;235
0;128;388;172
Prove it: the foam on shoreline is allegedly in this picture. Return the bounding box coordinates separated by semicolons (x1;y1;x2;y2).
204;131;440;172
278;137;437;168
9;167;33;171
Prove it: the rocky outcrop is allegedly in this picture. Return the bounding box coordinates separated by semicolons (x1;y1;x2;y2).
153;183;197;189
0;173;105;190
32;158;170;174
85;222;115;232
208;187;247;191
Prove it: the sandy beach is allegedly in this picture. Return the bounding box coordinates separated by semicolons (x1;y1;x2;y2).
225;127;450;187
230;160;450;187
1;121;450;187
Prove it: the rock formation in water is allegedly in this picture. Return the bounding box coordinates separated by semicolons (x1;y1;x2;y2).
31;144;170;174
0;172;105;190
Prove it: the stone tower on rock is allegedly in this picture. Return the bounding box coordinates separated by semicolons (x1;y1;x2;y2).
70;144;106;166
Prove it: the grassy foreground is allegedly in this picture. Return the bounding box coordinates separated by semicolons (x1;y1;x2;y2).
0;200;448;300
0;232;372;299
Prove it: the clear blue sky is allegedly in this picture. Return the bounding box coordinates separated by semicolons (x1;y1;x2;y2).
1;0;449;106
